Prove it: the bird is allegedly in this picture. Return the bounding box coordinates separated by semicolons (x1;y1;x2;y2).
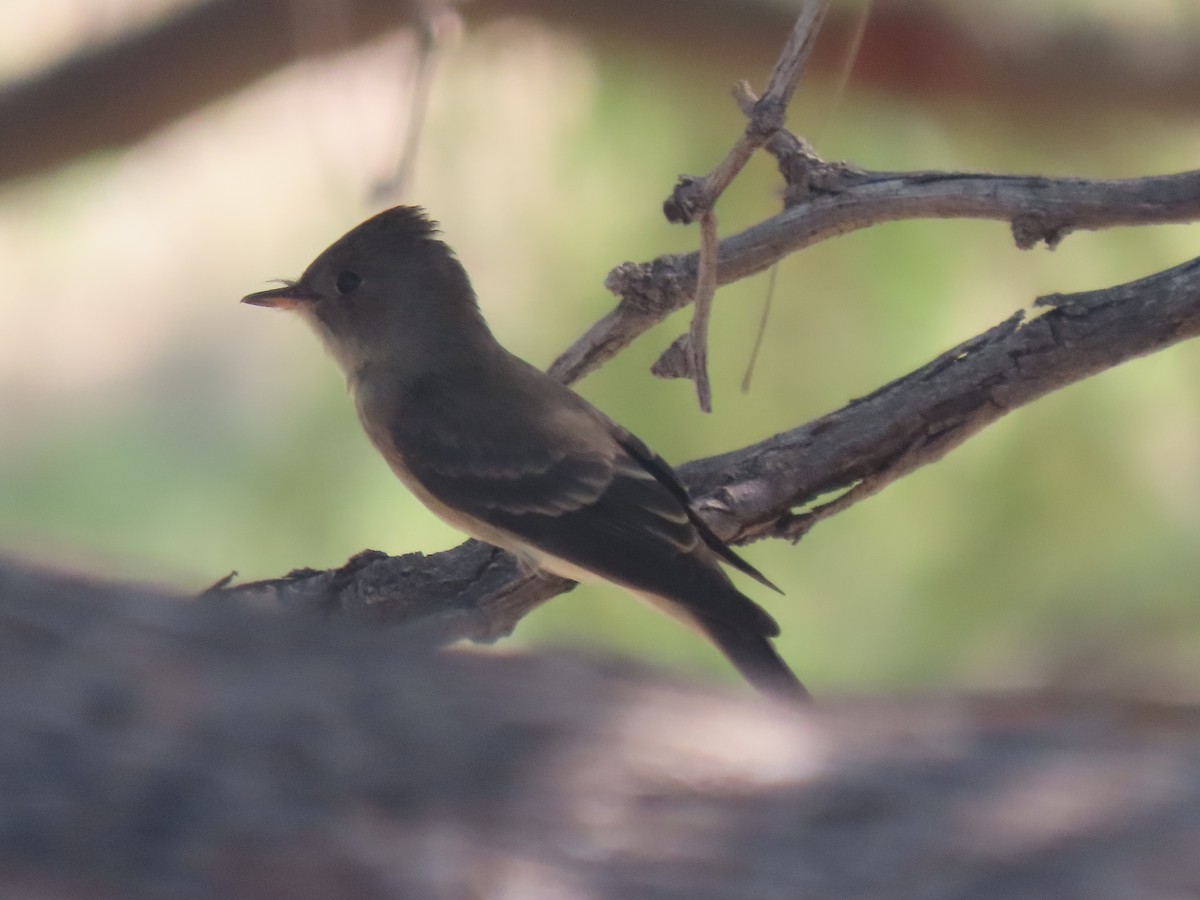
242;206;807;700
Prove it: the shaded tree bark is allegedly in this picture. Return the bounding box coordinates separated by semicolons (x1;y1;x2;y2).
3;560;1198;900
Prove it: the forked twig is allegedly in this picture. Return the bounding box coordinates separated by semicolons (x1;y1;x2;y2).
655;0;831;409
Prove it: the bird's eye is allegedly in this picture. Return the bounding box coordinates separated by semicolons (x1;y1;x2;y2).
335;270;362;295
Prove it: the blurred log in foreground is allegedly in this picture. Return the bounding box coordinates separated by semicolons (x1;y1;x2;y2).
2;559;1199;900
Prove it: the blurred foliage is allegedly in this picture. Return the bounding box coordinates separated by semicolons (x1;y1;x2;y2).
1;5;1198;696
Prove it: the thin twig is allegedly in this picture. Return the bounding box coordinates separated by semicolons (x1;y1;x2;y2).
741;263;779;393
371;7;460;203
662;0;831;225
688;211;719;410
810;0;873;138
759;0;830;111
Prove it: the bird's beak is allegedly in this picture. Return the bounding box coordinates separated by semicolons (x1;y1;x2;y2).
241;283;315;310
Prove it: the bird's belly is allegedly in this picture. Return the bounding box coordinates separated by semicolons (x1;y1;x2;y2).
509;544;701;633
374;451;597;581
383;457;702;630
514;546;602;584
361;419;657;592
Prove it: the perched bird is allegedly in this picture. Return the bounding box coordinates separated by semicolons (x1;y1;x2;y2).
243;206;806;700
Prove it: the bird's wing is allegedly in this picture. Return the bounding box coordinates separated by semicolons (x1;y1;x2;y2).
607;424;782;594
389;389;778;637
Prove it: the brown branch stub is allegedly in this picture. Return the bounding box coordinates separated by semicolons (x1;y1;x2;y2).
772;432;936;543
650;332;691;380
1011;208;1073;249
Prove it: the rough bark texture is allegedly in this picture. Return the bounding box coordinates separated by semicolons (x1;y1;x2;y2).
3;561;1199;900
557;169;1200;384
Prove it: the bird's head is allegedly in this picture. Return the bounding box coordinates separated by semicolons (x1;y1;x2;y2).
242;206;488;380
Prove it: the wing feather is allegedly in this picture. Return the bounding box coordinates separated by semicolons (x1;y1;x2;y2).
383;364;779;635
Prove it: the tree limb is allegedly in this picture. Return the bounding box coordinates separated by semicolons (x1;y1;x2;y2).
550;167;1200;385
8;562;1200;898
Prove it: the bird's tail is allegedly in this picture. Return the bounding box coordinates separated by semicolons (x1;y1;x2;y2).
699;619;811;703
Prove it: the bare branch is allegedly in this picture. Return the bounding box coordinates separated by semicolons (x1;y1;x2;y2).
688;255;1200;540
549;168;1200;386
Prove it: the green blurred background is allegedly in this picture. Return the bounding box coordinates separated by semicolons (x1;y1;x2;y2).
2;0;1198;695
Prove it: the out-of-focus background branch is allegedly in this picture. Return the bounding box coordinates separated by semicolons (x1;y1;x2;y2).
5;564;1200;899
4;0;1200;186
2;0;1199;694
